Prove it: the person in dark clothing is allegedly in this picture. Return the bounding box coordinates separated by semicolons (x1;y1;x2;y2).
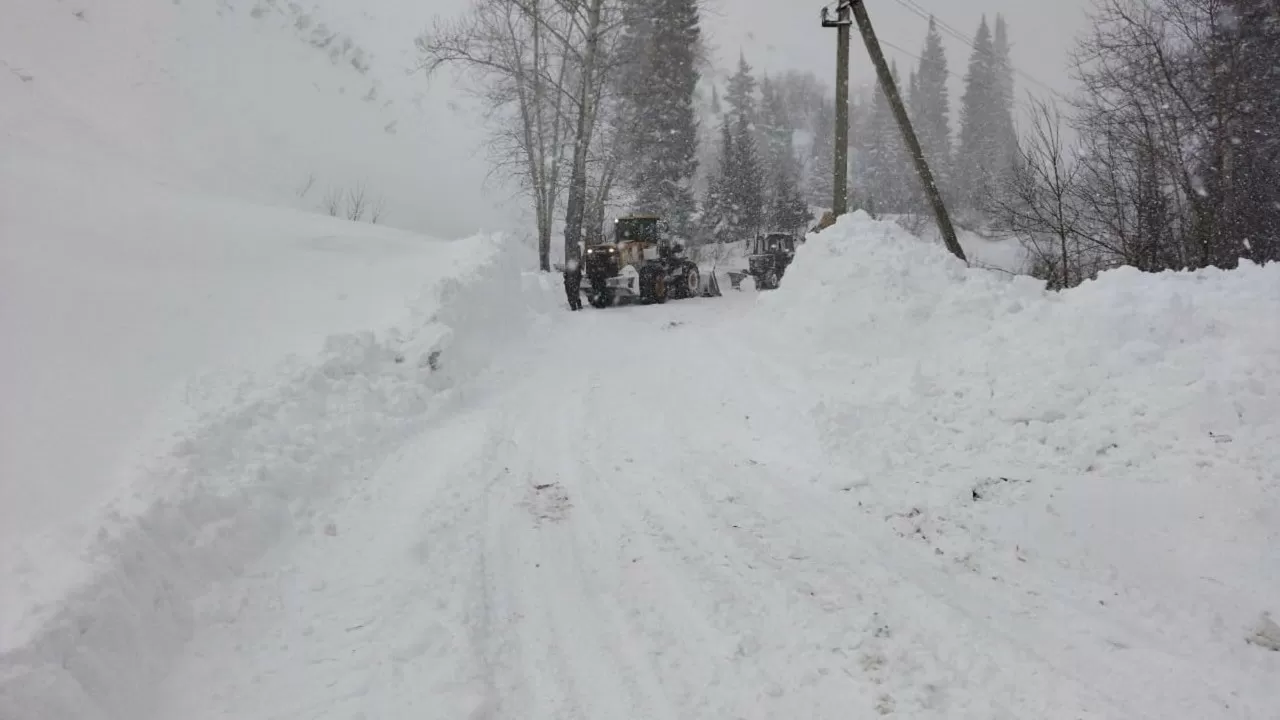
563;258;583;310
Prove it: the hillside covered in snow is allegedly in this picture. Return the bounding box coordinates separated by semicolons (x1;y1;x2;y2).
1;0;523;551
1;0;548;695
1;0;504;237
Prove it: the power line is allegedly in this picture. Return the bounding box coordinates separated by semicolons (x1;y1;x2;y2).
897;0;973;49
899;0;972;51
872;36;1047;116
878;38;956;81
882;0;1071;101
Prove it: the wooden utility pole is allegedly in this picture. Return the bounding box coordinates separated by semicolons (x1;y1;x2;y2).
848;0;967;262
821;1;852;219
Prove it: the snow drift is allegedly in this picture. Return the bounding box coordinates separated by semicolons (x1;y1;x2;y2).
0;2;555;714
747;211;1280;711
0;168;557;720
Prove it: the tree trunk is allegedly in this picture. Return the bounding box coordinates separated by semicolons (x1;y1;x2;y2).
538;220;553;271
561;0;605;266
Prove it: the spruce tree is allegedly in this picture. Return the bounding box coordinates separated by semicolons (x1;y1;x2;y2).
770;150;813;233
758;75;793;211
908;69;922;122
701;118;735;244
847;88;875;211
725;53;757;127
806;98;836;208
714;53;764;239
915;17;953;197
863;63;911;213
623;0;702;240
614;1;655;171
956;16;998;211
728;112;764;238
992;15;1019;177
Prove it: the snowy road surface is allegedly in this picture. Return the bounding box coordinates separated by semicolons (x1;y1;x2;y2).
149;296;1271;720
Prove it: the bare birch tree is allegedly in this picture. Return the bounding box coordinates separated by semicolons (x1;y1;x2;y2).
417;0;580;271
559;0;613;265
1066;0;1279;276
992;97;1091;288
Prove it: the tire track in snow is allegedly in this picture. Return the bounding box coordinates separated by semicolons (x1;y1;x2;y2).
471;360;679;720
564;314;887;718
148;405;516;719
146;296;1259;719
458;304;886;718
545;311;1104;718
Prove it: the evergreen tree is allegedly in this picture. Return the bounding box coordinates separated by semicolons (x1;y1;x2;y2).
710;53;765;239
701;118;735;243
806;98;836;208
847;88;875;211
770;150;813;233
908;69;922;122
758;75;794;211
956;16;999;211
914;17;953;196
727;112;765;238
614;1;655;163
622;0;703;240
725;53;757;127
992;15;1019;174
862;63;912;213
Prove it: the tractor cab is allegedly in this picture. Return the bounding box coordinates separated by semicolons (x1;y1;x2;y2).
751;232;797;256
584;214;665;280
745;232;800;290
614;214;664;244
580;214;703;307
613;214;671;266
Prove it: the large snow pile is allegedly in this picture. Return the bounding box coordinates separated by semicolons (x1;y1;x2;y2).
750;211;1280;710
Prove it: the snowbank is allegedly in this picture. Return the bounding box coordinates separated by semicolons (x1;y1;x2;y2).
748;211;1280;704
0;165;555;720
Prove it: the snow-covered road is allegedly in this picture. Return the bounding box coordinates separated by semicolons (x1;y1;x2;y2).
147;296;1272;720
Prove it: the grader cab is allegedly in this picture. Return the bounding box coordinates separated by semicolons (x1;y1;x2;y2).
581;215;702;308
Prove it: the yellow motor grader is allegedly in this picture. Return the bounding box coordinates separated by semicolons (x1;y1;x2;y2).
581;214;703;308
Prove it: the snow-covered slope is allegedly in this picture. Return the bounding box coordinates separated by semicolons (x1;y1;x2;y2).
0;0;503;238
0;160;560;719
0;0;563;702
0;146;556;644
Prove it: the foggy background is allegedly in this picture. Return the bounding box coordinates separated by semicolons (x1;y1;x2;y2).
420;0;1091;238
707;0;1087;97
